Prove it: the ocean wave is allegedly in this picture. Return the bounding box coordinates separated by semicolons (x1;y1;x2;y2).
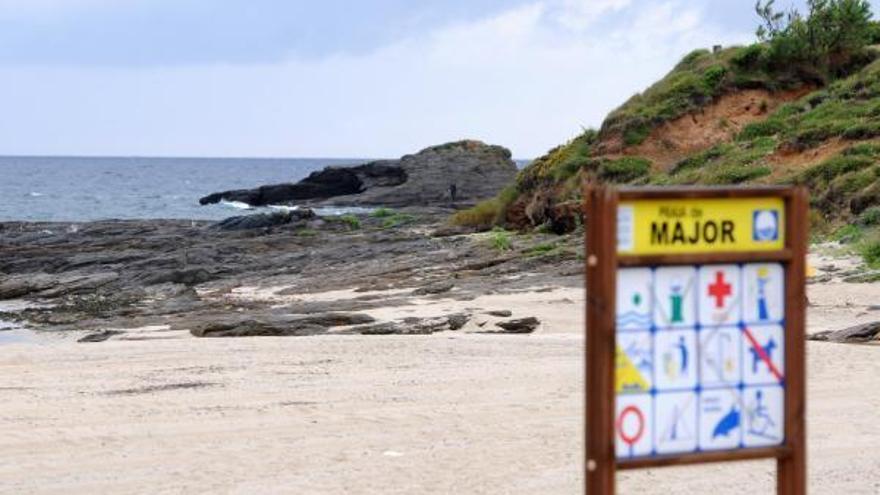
267;204;375;216
313;206;375;216
26;191;44;197
266;204;299;212
219;200;254;210
218;200;376;217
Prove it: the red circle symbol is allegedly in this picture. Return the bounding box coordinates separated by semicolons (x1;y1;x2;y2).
616;405;645;446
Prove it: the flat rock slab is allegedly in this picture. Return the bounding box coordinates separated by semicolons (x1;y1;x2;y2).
412;282;454;296
78;330;124;343
486;310;513;317
481;317;540;334
809;321;880;343
213;210;315;231
352;314;471;335
191;313;375;338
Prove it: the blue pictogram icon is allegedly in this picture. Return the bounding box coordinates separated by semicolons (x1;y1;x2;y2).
712;405;740;439
748;337;777;374
753;210;779;242
747;389;778;440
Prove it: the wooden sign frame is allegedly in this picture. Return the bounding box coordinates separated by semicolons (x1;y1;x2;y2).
584;185;807;494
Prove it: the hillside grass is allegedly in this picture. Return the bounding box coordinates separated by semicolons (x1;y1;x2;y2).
511;43;849;194
514;130;598;192
601;44;824;147
647;59;880;222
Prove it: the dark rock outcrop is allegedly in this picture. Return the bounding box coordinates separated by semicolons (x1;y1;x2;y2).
191;313;376;338
199;140;516;208
809;321;880;343
411;282;454;296
78;330;124;343
199;164;405;206
352;314;471;335
140;268;216;287
486;310;513;317
493;317;540;334
214;209;316;231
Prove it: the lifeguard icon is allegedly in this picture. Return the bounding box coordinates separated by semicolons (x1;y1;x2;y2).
753;209;779;242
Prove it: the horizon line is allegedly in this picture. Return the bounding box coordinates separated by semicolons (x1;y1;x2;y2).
0;153;535;162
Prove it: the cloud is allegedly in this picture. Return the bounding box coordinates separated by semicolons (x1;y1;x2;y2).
0;0;537;66
0;0;754;158
551;0;633;31
286;0;751;157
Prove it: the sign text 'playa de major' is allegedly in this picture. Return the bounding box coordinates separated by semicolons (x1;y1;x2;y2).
617;196;786;255
585;186;807;495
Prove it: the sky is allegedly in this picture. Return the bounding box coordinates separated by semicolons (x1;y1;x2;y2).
0;0;877;159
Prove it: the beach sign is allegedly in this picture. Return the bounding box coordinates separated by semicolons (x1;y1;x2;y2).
585;186;807;495
616;197;785;255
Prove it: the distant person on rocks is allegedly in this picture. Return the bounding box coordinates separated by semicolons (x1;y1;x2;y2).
448;183;457;202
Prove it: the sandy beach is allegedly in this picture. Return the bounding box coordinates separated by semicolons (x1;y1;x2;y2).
2;252;879;494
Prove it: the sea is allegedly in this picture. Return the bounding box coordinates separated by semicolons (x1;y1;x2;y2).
0;155;372;222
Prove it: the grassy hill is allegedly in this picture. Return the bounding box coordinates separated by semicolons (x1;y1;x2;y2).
453;32;880;265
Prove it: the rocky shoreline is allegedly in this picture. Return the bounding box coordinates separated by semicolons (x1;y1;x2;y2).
4;209;880;344
0;208;583;341
0;139;556;341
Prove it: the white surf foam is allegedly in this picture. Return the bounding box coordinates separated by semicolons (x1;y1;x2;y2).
219;200;254;210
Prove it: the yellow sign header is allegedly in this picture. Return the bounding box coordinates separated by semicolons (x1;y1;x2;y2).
617;197;785;255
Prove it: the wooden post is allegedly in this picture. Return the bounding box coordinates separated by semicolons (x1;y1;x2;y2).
585;184;617;495
779;187;808;495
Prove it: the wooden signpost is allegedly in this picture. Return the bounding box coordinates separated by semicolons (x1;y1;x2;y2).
585;185;807;494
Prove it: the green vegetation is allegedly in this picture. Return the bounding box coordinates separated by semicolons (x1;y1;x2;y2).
795;140;880;215
598;157;652;183
450;184;519;229
731;60;880;151
801;154;875;184
654;54;880;192
369;207;417;228
381;212;416;229
857;206;880;225
337;214;361;229
658;137;777;185
604;0;877;147
831;223;864;242
450;199;504;229
488;227;513;251
371;207;394;218
515;131;598;191
603;49;728;146
870;20;880;43
756;0;875;78
524;241;560;257
296;228;318;237
859;236;880;266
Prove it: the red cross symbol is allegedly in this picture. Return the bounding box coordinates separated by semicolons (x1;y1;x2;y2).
707;271;732;308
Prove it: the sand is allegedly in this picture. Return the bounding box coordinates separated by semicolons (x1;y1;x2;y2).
1;271;879;493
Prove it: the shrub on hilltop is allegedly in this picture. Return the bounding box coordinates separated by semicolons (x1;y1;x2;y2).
755;0;876;79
